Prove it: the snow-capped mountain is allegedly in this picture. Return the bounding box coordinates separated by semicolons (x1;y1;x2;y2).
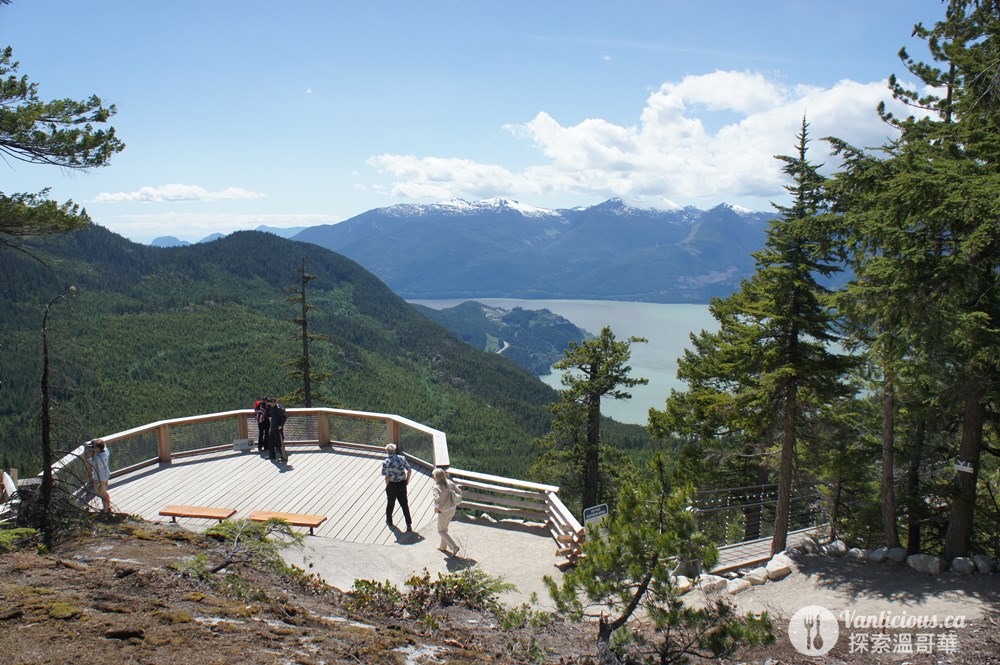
292;198;777;303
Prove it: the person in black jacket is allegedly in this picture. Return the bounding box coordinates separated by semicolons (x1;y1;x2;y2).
268;398;288;462
255;397;270;454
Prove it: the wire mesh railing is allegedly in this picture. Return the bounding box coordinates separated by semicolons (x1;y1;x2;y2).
692;481;826;548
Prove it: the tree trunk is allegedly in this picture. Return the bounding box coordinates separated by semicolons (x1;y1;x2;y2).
905;420;926;554
772;385;797;556
596;615;621;665
582;381;601;511
881;375;900;548
944;381;986;560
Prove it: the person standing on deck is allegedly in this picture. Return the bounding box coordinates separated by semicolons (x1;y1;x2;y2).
432;467;461;556
382;443;413;532
268;398;288;463
84;439;111;513
255;397;270;454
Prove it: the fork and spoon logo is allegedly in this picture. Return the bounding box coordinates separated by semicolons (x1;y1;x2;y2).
789;605;839;655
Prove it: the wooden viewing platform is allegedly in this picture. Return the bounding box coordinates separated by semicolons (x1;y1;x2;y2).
1;407;826;574
111;446;437;544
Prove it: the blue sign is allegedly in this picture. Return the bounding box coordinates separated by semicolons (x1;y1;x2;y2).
583;503;609;524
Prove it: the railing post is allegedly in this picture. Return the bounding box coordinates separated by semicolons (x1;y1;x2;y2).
317;411;330;445
387;418;400;452
156;424;172;463
9;469;17;486
237;413;249;439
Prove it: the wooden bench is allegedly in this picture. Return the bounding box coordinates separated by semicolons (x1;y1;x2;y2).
248;510;327;535
159;505;237;523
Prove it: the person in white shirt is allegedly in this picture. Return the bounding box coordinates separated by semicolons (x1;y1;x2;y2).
432;467;461;556
85;439;111;513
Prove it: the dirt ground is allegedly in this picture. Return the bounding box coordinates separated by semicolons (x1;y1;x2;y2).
2;519;1000;664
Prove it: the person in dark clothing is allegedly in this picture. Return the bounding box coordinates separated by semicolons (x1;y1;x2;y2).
255;397;270;454
268;398;288;462
381;443;413;532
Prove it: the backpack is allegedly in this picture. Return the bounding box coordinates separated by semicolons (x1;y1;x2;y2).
273;403;288;426
446;482;463;510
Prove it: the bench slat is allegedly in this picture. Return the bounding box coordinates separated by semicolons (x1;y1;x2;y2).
249;510;327;534
159;505;237;522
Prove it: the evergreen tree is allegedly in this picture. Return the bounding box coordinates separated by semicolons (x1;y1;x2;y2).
283;257;330;407
0;35;123;257
652;120;853;555
827;0;1000;559
545;455;773;664
545;327;647;511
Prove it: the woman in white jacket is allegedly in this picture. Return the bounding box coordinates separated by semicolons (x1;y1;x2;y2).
432;468;461;556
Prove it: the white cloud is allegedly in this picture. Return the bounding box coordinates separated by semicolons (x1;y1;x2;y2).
367;70;921;209
93;184;267;203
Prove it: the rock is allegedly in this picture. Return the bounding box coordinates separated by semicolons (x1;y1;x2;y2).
745;567;769;585
888;547;908;563
847;547;868;560
771;552;796;569
973;554;994;574
727;578;752;595
801;537;821;555
672;559;702;578
951;557;977;574
826;539;848;557
870;547;889;563
673;575;693;594
698;574;727;593
765;557;792;581
907;554;947;575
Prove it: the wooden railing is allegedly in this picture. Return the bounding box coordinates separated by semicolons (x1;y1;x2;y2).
448;467;586;564
4;407;584;560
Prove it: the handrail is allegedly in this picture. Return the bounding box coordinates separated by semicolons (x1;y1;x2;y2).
10;407;591;562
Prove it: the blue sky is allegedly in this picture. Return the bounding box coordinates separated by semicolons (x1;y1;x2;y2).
5;1;946;243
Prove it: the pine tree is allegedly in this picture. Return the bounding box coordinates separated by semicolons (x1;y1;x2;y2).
828;0;1000;559
544;327;647;512
652;120;853;555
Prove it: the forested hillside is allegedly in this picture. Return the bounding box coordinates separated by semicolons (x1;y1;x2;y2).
412;301;591;375
0;226;652;479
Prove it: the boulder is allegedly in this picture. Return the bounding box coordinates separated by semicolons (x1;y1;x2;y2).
951;557;977;575
745;567;769;585
765;557;792;581
698;574;727;593
727;578;752;595
973;554;994;574
907;554;947;575
826;540;848;557
869;547;889;563
673;575;693;594
672;559;702;579
800;537;821;555
847;548;868;560
888;547;908;563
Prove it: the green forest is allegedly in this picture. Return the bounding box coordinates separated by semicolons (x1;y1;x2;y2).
0;225;654;481
648;7;1000;562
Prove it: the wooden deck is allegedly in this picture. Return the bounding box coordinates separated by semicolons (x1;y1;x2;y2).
104;445;436;544
712;525;828;572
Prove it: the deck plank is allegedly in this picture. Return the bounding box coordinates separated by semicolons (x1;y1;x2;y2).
109;445;436;545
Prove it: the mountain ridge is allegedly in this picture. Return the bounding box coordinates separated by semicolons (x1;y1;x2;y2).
292;198;777;303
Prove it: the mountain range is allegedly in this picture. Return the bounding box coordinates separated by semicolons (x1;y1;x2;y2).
292;198;778;303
